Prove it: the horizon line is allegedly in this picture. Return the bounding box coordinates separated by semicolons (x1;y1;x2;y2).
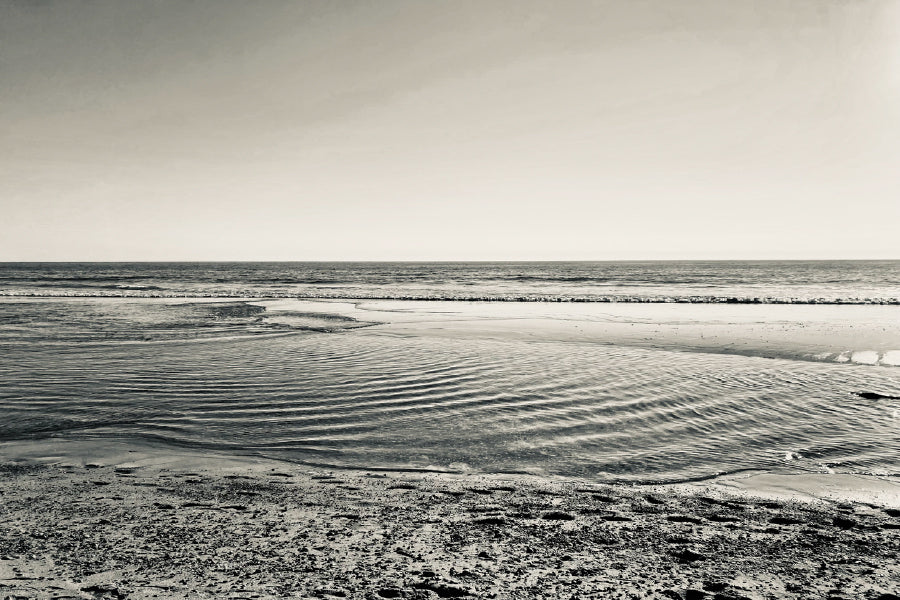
2;258;899;264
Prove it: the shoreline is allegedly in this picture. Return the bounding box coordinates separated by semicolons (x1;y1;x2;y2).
3;438;900;508
2;441;899;599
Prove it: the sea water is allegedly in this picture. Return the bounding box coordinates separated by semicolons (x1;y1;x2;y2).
2;260;899;303
1;261;898;483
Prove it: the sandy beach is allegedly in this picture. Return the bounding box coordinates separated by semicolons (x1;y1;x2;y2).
2;296;899;599
2;442;899;600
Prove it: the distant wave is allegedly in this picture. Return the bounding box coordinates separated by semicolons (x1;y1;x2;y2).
498;275;729;285
111;285;165;290
1;289;899;304
503;275;603;283
0;275;155;282
4;282;165;291
242;277;355;285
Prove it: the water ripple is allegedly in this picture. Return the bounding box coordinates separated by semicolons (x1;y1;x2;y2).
3;330;899;483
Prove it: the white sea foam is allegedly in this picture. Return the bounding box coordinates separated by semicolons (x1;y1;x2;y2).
850;350;880;365
881;350;900;366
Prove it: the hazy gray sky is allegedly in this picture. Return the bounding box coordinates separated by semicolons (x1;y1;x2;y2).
2;0;898;260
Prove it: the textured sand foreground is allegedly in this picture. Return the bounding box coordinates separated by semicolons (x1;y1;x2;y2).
1;455;899;600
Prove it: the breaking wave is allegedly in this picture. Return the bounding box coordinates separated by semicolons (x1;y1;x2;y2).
2;288;898;304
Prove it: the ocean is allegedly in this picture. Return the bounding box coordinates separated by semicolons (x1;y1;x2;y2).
1;261;899;484
2;260;900;303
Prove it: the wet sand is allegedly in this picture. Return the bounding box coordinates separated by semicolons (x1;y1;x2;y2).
257;299;900;367
2;442;899;600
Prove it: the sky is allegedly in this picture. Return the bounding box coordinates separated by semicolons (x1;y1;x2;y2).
2;0;899;261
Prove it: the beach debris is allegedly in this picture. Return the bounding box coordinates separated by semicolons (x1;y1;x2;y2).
855;392;900;400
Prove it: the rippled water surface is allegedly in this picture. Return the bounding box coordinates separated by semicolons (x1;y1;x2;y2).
2;297;898;483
